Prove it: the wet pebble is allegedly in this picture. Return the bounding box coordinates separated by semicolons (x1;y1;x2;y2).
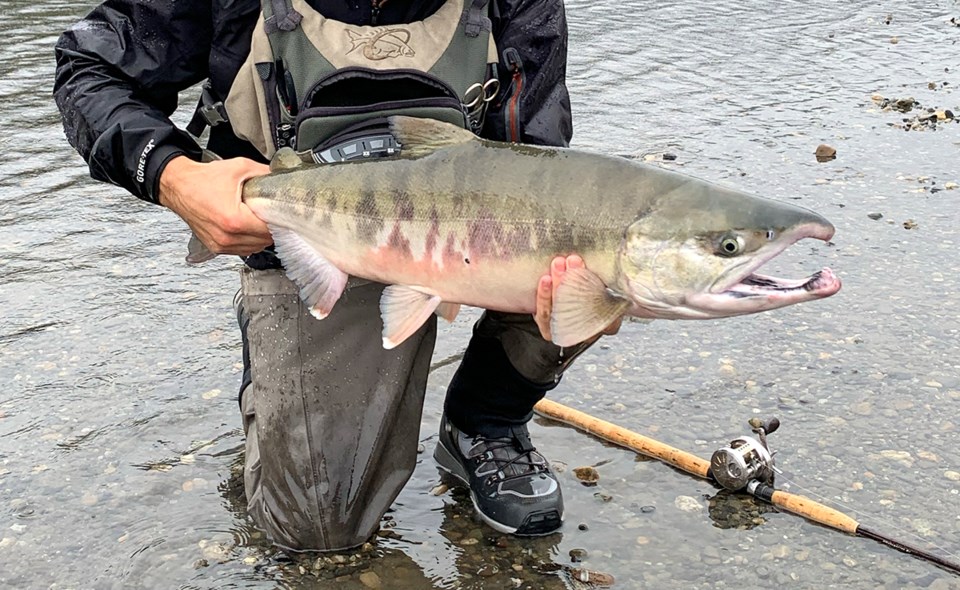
569;548;588;562
770;544;790;559
878;449;913;466
815;144;837;162
867;212;883;220
578;523;589;531
477;564;498;577
640;505;655;514
200;542;231;563
594;491;613;503
359;571;381;588
701;546;721;565
573;466;600;486
674;495;703;512
570;568;615;586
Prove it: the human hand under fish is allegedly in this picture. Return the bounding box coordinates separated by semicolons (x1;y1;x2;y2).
534;255;623;342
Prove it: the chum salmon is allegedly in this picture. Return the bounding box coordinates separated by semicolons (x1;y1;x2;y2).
190;116;841;348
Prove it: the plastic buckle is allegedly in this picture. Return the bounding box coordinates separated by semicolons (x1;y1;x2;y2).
312;134;400;164
200;102;228;127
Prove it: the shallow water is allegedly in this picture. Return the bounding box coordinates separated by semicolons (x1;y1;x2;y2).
1;0;959;588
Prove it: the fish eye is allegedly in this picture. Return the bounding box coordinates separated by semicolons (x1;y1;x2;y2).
718;235;744;257
766;230;776;240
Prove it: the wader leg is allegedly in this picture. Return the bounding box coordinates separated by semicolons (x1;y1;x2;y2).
237;267;436;552
444;311;597;437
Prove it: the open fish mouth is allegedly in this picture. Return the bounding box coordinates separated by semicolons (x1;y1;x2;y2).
724;268;841;299
707;221;838;300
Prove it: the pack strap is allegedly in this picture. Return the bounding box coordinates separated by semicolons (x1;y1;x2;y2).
464;0;489;37
186;80;229;137
264;0;303;34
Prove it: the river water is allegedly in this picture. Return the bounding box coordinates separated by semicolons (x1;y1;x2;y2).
1;1;958;589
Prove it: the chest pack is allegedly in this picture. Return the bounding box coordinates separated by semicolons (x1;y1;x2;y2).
224;0;498;162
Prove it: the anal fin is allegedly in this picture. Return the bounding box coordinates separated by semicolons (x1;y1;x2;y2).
269;224;348;319
551;267;631;347
380;286;441;349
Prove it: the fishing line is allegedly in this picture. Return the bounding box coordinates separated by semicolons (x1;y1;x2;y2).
774;472;960;565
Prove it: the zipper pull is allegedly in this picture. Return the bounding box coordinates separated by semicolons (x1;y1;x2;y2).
504;47;523;75
502;48;525;142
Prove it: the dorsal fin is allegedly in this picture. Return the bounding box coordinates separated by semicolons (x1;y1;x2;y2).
388;116;476;159
270;147;305;172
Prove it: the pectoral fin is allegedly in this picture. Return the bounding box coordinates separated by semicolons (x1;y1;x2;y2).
269;224;348;319
550;267;631;347
380;286;441;349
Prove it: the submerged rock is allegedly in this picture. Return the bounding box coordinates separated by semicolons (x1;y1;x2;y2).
674;495;704;512
573;466;600;486
814;144;837;162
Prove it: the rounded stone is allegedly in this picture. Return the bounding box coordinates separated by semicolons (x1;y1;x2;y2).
359;571;382;589
674;495;703;512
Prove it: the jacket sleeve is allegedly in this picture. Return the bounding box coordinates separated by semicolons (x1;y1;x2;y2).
484;0;572;147
53;1;213;204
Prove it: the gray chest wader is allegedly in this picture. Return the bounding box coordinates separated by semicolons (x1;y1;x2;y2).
226;0;499;552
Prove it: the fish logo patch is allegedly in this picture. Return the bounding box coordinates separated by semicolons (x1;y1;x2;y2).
345;28;416;61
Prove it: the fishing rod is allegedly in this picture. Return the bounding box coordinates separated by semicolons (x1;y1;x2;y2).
533;398;960;576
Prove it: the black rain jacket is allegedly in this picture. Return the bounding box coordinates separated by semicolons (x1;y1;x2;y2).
53;0;573;206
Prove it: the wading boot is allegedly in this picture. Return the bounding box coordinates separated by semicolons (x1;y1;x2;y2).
434;414;563;535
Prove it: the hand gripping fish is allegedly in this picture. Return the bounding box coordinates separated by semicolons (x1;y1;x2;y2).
189;117;841;348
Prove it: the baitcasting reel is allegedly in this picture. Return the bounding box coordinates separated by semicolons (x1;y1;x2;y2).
709;417;780;491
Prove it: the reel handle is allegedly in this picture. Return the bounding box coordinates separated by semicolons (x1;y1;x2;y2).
748;417;780;435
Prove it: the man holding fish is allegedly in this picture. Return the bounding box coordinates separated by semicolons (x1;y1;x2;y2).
54;0;837;553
